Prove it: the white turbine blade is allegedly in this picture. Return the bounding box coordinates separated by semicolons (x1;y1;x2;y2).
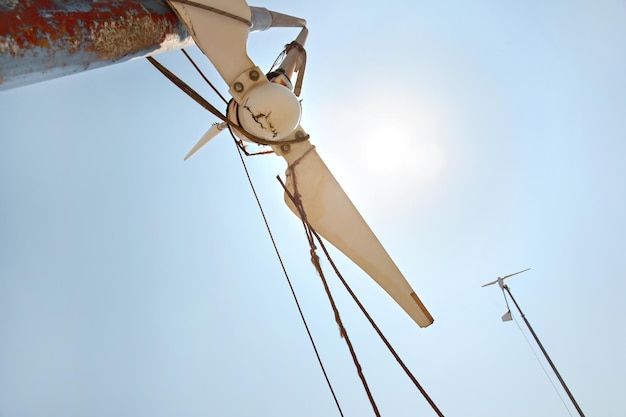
482;268;530;288
184;122;227;160
166;0;255;86
481;279;499;288
501;268;531;280
276;140;433;328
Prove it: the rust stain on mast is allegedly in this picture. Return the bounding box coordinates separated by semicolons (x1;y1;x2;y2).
0;0;193;90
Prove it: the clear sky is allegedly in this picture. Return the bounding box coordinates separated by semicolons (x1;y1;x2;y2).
1;1;626;416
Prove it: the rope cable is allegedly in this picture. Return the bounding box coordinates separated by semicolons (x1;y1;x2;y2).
149;52;442;416
311;230;446;417
148;54;345;416
146;56;309;147
231;134;346;417
278;176;446;417
269;41;307;97
181;48;228;104
279;174;382;417
147;56;226;120
504;290;574;417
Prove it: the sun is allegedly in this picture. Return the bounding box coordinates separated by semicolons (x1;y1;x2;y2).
304;87;448;214
360;126;445;183
357;98;446;184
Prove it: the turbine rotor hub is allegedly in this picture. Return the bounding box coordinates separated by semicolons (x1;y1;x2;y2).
231;81;301;142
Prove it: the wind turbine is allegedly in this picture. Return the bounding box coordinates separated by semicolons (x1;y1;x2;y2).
482;269;586;417
163;0;434;327
481;268;530;321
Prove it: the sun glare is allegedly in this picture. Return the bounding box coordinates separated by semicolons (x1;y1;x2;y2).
360;125;445;183
307;87;449;217
356;97;446;184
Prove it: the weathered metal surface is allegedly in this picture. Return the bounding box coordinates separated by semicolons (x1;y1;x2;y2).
0;0;193;90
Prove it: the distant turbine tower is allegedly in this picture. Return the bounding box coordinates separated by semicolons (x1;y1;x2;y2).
482;269;586;417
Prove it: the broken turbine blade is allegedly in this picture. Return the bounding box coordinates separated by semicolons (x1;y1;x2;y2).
184;122;227;160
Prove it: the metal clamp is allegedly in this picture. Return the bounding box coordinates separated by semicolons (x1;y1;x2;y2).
229;66;266;103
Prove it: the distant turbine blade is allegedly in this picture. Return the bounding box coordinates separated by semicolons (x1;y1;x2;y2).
482;268;531;288
277;140;433;328
501;268;531;280
184;123;227;160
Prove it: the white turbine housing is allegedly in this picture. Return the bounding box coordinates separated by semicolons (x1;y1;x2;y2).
169;0;434;328
236;82;301;141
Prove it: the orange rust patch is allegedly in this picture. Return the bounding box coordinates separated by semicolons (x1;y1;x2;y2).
0;0;180;59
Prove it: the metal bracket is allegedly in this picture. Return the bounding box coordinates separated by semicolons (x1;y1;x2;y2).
228;66;266;103
271;128;309;155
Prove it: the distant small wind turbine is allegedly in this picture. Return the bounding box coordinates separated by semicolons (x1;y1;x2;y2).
481;268;530;321
482;268;586;417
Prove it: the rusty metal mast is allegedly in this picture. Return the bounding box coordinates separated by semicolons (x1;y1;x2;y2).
0;0;193;90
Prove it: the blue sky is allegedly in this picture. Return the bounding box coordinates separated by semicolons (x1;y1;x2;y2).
1;1;626;416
